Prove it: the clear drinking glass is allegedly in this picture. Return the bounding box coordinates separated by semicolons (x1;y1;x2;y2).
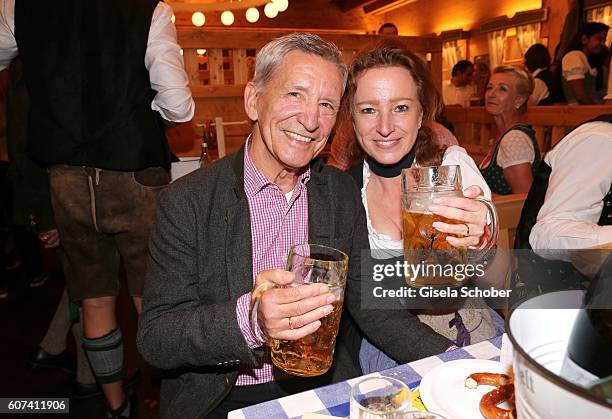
350;376;412;419
401;165;497;288
269;244;348;377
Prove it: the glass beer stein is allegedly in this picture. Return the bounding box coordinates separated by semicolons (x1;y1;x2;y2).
270;244;349;377
401;165;497;288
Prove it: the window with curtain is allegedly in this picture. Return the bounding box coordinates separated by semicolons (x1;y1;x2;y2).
442;40;462;73
516;23;541;55
586;5;612;45
487;29;507;68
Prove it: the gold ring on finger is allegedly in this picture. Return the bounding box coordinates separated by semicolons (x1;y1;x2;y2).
463;223;470;236
288;316;294;330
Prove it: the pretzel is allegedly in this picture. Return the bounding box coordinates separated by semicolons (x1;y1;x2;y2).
479;384;516;419
464;373;510;389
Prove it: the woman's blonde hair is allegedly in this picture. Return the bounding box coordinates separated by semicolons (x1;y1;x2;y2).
492;65;534;113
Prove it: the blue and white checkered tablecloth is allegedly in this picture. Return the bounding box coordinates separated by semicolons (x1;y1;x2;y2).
228;335;503;419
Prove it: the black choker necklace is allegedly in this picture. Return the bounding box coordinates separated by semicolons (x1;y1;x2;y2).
366;147;416;178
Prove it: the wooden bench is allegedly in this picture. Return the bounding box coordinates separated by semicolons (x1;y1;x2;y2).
493;193;527;250
444;105;612;162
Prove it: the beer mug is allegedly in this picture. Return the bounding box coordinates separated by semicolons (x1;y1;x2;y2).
401;165;497;288
270;244;348;377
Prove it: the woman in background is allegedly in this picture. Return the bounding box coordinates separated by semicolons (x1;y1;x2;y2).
480;66;540;195
524;43;562;105
561;22;609;104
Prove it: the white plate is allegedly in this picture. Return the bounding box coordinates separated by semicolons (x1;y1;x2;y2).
419;359;509;419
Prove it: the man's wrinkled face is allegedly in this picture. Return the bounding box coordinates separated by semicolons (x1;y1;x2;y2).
245;51;344;176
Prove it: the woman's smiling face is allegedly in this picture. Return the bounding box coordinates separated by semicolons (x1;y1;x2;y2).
352;66;423;165
485;72;525;116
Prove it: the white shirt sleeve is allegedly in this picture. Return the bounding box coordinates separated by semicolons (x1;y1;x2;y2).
562;50;591;82
0;0;17;71
145;2;195;123
442;81;453;105
529;122;612;250
605;60;612;100
530;78;549;104
496;130;535;169
442;145;492;200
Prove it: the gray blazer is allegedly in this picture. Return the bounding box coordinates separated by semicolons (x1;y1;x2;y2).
137;147;450;418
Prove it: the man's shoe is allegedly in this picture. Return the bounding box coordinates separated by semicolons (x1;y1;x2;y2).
71;369;142;400
27;347;76;374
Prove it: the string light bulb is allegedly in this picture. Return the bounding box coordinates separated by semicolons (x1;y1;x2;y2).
245;7;260;23
273;0;288;12
191;11;205;27
171;14;176;24
221;10;235;25
264;2;278;18
196;49;207;55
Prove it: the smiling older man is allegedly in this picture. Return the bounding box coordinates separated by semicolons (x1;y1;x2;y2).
137;33;452;419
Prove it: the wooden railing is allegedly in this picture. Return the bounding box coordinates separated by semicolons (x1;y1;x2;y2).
443;105;612;164
493;193;528;250
169;29;442;157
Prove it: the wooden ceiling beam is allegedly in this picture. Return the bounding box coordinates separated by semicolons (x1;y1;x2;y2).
363;0;397;14
333;0;377;13
362;0;417;14
480;8;548;33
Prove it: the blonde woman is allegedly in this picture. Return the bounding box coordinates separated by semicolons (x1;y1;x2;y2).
480;65;540;195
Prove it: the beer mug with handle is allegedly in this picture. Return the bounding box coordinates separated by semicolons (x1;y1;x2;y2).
270;244;348;377
401;165;497;288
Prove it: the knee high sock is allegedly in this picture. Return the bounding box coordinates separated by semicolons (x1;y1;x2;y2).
82;328;124;384
72;312;95;385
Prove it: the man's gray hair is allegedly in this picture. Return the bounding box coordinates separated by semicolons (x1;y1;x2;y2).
253;33;347;92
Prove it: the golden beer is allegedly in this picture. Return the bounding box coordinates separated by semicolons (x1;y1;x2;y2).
269;244;348;377
402;209;467;287
271;298;343;377
401;165;498;288
271;300;343;377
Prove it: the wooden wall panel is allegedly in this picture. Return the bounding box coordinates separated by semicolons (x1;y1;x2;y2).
182;49;200;87
177;30;441;52
430;52;443;93
232;49;249;84
385;0;542;36
540;0;572;57
207;49;224;85
469;31;489;62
